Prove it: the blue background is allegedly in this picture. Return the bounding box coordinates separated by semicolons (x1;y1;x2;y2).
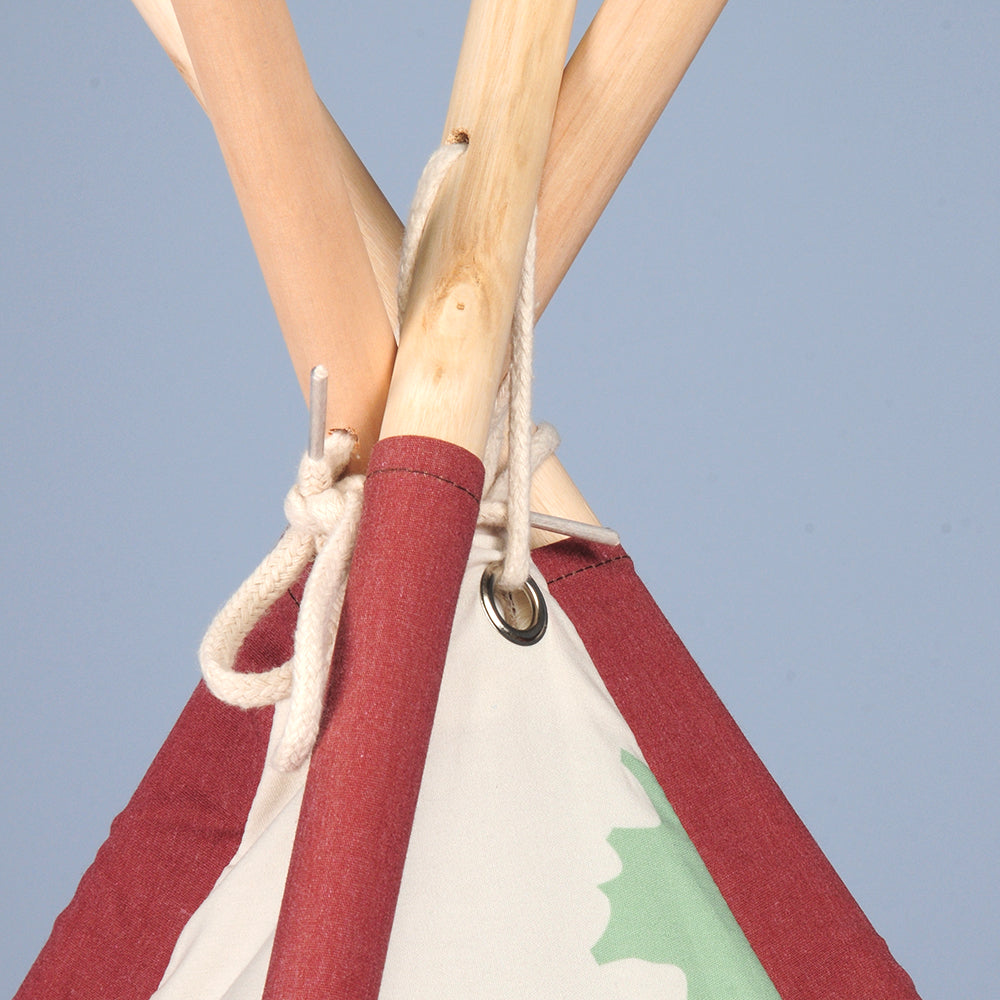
2;3;997;996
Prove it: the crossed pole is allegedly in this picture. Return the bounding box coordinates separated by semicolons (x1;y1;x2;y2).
130;0;726;536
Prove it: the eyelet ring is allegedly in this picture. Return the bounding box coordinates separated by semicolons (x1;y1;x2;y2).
479;563;548;646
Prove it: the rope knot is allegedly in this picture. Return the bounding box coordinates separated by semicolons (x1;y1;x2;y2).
284;440;362;545
199;429;364;772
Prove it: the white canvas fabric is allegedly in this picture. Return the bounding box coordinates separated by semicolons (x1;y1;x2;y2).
380;534;689;998
151;533;775;999
151;697;306;1000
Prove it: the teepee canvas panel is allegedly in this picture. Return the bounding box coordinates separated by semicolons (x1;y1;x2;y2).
18;438;919;1000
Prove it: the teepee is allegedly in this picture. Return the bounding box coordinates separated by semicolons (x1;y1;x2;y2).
17;1;920;998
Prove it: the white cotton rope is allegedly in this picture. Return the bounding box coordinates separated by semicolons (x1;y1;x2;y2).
198;142;618;771
396;140;468;330
199;430;363;772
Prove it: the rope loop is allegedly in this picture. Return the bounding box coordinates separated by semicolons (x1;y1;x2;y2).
199;429;363;770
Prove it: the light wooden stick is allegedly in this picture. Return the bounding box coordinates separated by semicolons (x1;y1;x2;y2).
133;0;724;528
131;0;403;325
536;0;728;312
169;0;396;467
380;0;575;455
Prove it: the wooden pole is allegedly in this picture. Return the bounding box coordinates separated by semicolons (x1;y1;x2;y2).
379;0;575;455
536;0;728;312
135;0;726;316
134;0;725;526
131;0;403;324
169;0;396;468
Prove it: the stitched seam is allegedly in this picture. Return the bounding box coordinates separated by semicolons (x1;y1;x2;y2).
545;552;632;585
368;465;481;505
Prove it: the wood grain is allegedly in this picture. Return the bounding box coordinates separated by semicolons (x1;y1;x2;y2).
379;0;576;455
170;0;396;466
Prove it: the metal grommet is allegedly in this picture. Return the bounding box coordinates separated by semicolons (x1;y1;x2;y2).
479;563;548;646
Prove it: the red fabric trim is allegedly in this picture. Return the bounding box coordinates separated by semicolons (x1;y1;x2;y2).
15;585;301;1000
534;539;920;1000
264;436;485;1000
